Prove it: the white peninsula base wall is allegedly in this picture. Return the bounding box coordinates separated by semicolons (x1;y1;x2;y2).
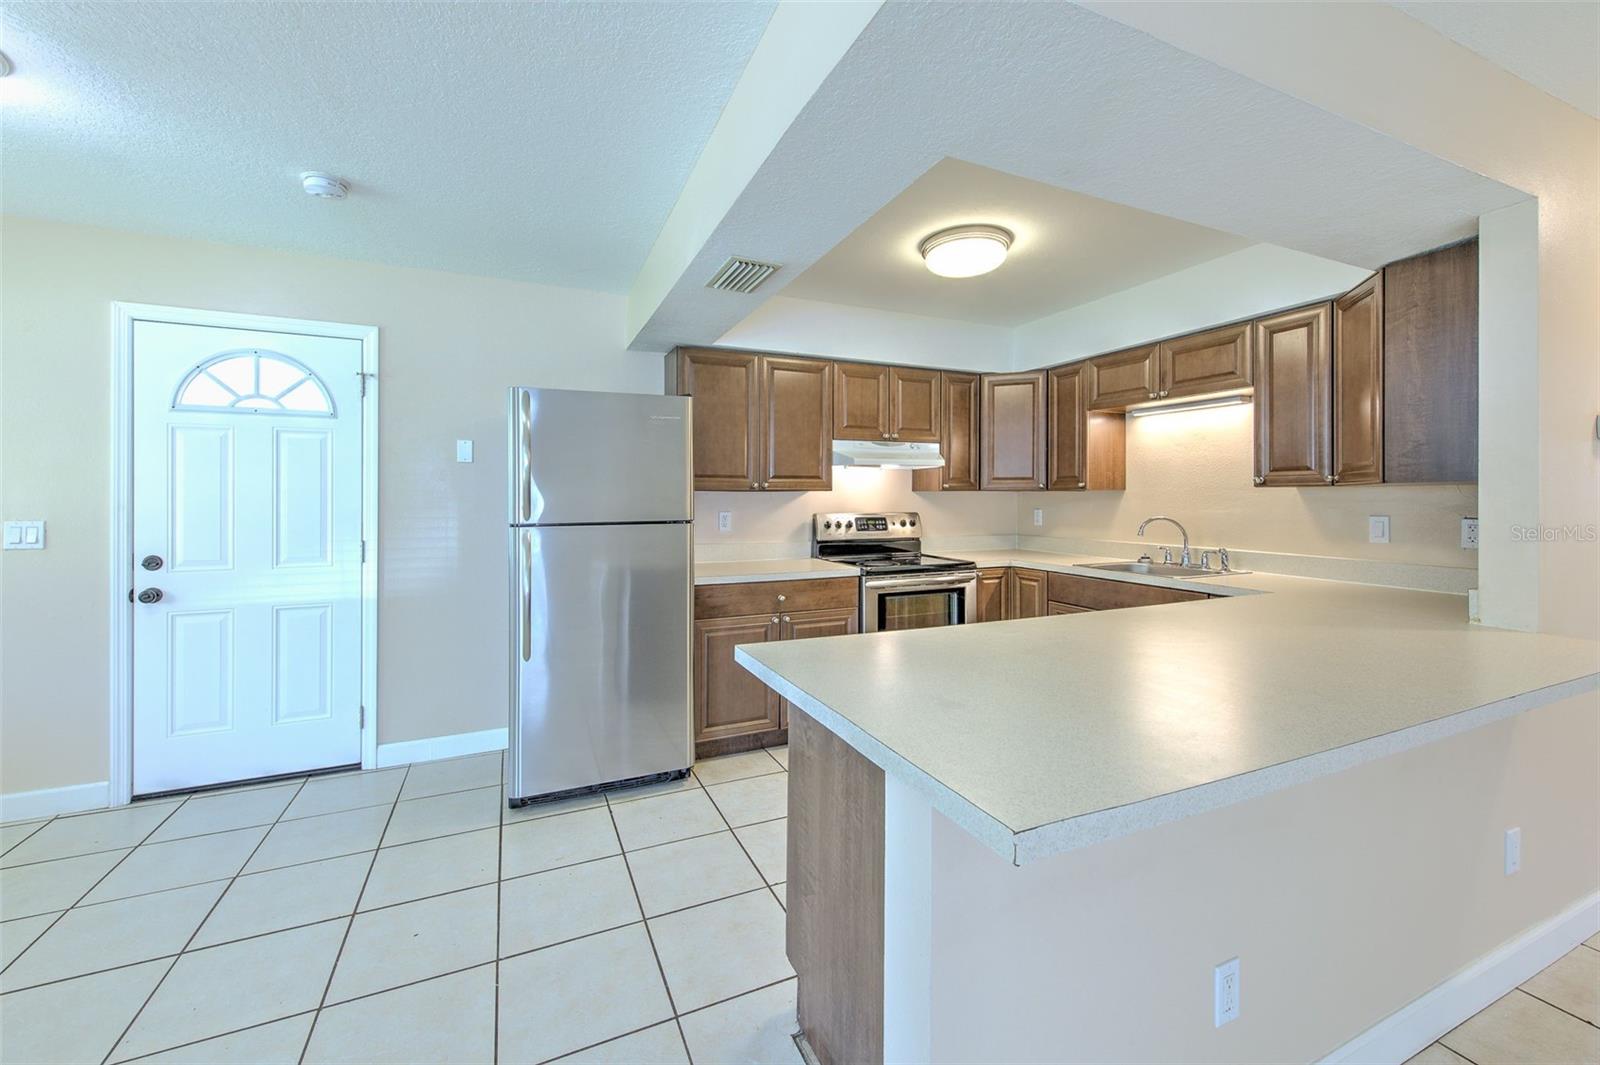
874;693;1597;1064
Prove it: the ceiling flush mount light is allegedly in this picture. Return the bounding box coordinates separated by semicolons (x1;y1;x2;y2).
300;172;349;199
918;224;1013;279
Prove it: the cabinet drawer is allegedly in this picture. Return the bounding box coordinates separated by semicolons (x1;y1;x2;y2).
1047;601;1090;615
695;577;858;620
1046;572;1208;610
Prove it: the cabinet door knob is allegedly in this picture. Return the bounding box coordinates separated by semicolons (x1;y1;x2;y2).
1148;390;1157;399
1077;481;1086;489
1159;389;1169;398
771;615;780;623
782;615;791;623
776;594;786;602
1331;474;1340;484
1325;474;1335;485
750;482;758;490
1253;475;1266;486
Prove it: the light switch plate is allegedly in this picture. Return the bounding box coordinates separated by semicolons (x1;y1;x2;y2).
1032;507;1043;527
4;520;45;550
456;439;474;463
1505;827;1521;875
1368;515;1390;544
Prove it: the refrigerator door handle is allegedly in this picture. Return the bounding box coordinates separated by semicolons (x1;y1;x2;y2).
520;529;533;662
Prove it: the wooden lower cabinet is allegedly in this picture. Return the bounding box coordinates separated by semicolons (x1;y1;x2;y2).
777;607;859;728
693;578;858;757
1008;568;1048;619
693;614;782;745
973;568;1009;622
1048;601;1090;615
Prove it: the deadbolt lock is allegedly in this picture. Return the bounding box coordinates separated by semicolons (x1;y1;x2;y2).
141;555;164;571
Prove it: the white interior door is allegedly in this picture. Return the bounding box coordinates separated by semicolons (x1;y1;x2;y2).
132;319;363;794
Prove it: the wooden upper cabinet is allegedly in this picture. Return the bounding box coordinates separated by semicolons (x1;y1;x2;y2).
890;367;941;443
1047;364;1087;491
980;371;1047;490
1087;345;1158;410
1333;274;1384;486
1383;239;1478;483
974;568;1009;623
673;348;761;491
1008;568;1047;619
1157;322;1252;400
761;356;833;491
833;362;891;441
914;371;978;491
1253;303;1333;487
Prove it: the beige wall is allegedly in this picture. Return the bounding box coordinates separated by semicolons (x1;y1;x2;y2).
919;692;1598;1062
0;215;662;794
1028;401;1477;571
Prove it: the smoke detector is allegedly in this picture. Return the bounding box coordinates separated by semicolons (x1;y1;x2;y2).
300;172;349;200
706;257;781;294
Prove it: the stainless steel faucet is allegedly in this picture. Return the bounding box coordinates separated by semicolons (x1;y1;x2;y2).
1138;516;1191;567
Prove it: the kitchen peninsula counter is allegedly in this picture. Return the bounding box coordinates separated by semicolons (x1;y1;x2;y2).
736;562;1599;1064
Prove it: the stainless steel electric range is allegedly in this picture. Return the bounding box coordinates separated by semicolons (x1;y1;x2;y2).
812;512;978;633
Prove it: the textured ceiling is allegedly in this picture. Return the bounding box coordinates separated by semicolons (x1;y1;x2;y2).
0;1;775;293
1393;1;1599;118
631;2;1526;349
781;158;1252;327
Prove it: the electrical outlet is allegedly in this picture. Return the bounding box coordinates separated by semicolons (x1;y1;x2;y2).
1505;827;1521;875
1032;507;1043;527
717;511;733;533
1368;515;1390;544
1214;957;1240;1027
1461;517;1479;550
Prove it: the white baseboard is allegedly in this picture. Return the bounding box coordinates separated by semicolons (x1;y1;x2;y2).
376;727;507;769
1320;891;1600;1064
0;781;112;822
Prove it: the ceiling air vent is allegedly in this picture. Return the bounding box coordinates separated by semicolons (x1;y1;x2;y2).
706;257;780;294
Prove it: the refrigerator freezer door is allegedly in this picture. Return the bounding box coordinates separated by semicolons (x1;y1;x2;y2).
509;387;692;526
510;521;692;800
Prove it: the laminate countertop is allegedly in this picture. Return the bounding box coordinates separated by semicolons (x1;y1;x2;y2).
694;558;858;586
736;552;1600;864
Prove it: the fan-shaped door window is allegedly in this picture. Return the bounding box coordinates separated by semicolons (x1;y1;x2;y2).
174;349;335;415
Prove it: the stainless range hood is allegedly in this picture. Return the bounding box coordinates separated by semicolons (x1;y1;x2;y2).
831;439;945;469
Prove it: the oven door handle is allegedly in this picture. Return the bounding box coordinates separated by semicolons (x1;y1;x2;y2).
863;571;978;590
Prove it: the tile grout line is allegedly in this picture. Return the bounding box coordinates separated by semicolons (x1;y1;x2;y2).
699;766;786;902
295;762;413;1065
111;1009;318;1065
2;793;192;983
1511;984;1600;1032
606;775;696;1065
0;815;55;860
97;774;311;1065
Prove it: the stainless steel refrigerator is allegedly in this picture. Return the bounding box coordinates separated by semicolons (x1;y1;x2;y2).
507;387;693;805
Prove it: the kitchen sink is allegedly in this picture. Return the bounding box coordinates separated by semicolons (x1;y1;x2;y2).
1084;561;1245;579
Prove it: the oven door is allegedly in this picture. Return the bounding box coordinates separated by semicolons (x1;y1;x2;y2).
862;570;978;633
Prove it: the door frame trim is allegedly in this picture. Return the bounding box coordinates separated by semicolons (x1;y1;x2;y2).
109;302;381;805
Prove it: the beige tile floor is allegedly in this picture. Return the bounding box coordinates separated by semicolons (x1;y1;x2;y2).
0;748;795;1064
2;747;1595;1064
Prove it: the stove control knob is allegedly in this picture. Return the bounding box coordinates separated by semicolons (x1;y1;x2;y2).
909;518;917;526
845;520;854;530
823;521;832;530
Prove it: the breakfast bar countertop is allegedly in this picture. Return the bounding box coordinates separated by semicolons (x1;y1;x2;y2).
736;554;1600;864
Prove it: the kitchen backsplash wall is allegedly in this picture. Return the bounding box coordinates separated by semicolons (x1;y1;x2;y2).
694;466;1019;560
1024;401;1477;572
